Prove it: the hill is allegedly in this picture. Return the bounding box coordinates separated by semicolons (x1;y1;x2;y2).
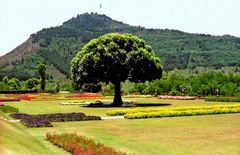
1;12;240;80
0;119;65;154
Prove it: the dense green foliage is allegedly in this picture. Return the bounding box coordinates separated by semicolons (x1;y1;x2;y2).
129;71;240;97
7;78;21;90
0;105;19;113
26;78;39;90
1;13;240;80
71;33;162;106
205;97;240;102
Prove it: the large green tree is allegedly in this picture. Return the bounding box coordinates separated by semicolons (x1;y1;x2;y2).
71;33;162;106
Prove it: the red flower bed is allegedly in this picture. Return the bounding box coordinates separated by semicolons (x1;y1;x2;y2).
0;102;4;106
16;95;33;100
46;133;127;155
66;93;104;99
30;97;57;101
0;98;20;102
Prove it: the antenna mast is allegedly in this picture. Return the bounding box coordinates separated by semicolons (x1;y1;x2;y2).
100;3;102;14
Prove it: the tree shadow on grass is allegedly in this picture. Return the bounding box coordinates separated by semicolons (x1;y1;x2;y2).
82;102;171;108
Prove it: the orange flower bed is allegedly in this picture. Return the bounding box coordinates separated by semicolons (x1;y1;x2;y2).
65;93;104;99
0;97;20;102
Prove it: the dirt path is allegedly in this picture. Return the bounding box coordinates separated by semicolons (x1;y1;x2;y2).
101;116;124;120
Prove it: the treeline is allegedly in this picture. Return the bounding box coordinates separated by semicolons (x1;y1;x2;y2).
0;76;61;93
129;71;240;97
1;71;240;97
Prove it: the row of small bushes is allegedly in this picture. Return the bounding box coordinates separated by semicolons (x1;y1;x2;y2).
0;105;18;113
0;89;38;94
205;97;240;102
10;112;101;128
0;98;20;102
106;105;240;119
46;133;127;155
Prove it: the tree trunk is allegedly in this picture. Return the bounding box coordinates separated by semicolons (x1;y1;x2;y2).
112;82;123;106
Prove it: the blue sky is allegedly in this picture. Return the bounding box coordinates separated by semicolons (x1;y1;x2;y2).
0;0;240;56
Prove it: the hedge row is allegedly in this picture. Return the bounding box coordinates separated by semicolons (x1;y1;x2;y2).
205;97;240;102
106;105;240;119
0;89;37;94
0;105;18;113
46;133;127;155
10;112;101;128
0;98;20;102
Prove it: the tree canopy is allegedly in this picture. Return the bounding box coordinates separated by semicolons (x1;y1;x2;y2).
37;63;46;91
71;33;162;106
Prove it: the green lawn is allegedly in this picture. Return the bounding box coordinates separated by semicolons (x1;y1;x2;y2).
1;97;240;154
3;97;236;116
0;119;66;155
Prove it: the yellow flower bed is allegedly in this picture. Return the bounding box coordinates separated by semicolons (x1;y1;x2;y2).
106;104;240;119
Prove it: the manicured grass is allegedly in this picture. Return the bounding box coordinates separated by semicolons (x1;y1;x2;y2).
1;96;240;154
4;97;236;117
0;119;66;155
4;100;116;116
23;114;240;155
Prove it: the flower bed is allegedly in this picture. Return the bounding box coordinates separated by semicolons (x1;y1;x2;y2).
0;98;20;102
106;104;240;119
46;133;127;155
158;95;196;100
0;102;4;106
16;95;33;100
10;112;101;128
65;93;104;99
22;118;53;127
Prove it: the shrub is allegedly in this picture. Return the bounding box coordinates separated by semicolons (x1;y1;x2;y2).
0;105;18;113
7;78;21;90
46;133;127;155
26;78;39;90
0;98;20;102
205;97;240;102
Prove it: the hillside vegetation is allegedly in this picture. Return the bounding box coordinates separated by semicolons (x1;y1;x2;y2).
1;12;240;80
